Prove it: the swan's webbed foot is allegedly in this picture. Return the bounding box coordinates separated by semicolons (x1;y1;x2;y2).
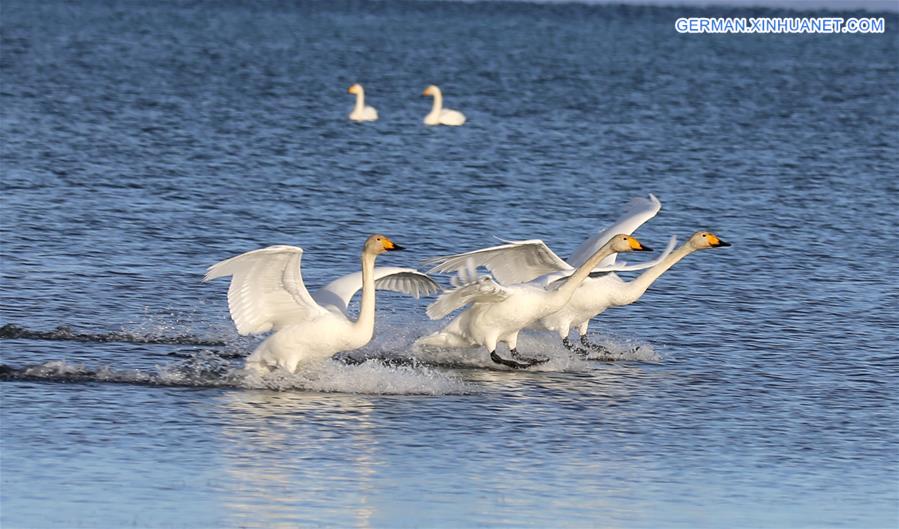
490;350;547;369
509;348;550;365
578;335;639;361
581;335;614;356
562;337;590;358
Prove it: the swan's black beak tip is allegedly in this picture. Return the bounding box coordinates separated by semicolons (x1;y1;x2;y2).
389;243;405;251
637;245;653;252
714;240;731;247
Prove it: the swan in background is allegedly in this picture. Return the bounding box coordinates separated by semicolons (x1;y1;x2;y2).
204;235;439;373
425;194;673;354
422;85;466;126
417;234;652;369
347;83;378;122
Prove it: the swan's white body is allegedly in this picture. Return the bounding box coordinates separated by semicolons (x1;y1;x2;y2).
425;194;674;341
417;235;650;359
423;85;465;126
348;84;378;122
204;238;437;373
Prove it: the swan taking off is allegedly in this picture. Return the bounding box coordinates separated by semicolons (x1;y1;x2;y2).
204;235;439;373
425;194;673;354
347;83;378;122
422;85;465;126
417;234;652;369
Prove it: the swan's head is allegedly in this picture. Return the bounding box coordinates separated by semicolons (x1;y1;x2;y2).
422;85;441;97
347;83;363;95
364;234;404;255
608;234;652;253
688;231;731;250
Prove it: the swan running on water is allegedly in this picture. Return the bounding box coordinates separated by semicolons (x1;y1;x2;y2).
347;83;378;122
204;235;439;373
416;235;652;369
425;194;675;355
422;85;466;126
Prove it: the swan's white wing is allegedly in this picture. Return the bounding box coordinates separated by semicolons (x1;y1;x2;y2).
203;245;325;335
312;267;441;315
427;261;509;320
426;276;509;320
541;235;678;287
568;194;662;268
424;239;571;285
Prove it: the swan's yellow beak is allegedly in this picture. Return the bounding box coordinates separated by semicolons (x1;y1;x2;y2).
382;238;404;251
707;233;731;247
422;87;432;96
628;236;652;252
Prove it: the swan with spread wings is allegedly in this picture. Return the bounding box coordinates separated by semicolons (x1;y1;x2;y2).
418;234;653;368
205;235;439;373
424;194;674;356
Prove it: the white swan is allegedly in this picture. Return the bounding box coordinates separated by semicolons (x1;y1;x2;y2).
424;194;674;352
422;85;465;126
417;234;652;369
204;235;439;373
535;231;730;355
347;83;378;122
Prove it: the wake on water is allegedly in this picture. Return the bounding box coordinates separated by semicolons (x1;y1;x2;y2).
0;321;661;395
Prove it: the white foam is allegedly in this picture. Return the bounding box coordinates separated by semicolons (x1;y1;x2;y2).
411;331;662;370
239;361;472;395
12;356;471;396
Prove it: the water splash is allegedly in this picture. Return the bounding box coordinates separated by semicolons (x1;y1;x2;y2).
0;354;471;396
0;323;227;347
410;331;661;370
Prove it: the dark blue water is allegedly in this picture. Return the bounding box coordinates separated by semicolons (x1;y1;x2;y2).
2;1;898;527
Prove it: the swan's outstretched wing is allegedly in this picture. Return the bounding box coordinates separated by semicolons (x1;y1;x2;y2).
568;194;662;268
541;235;678;288
424;239;571;285
204;245;325;335
426;263;510;320
312;267;441;315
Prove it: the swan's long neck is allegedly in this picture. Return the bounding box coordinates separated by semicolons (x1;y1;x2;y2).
554;244;618;301
352;251;377;339
354;90;366;113
618;243;696;305
430;91;443;115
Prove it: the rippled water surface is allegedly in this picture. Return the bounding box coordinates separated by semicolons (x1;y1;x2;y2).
2;1;898;528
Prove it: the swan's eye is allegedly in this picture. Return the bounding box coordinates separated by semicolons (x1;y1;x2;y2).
702;234;707;237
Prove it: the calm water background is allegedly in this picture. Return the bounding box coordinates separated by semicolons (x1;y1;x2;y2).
2;1;898;527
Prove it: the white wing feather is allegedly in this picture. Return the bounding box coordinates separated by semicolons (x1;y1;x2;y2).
426;261;510;320
424;239;571;285
203;245;324;335
567;194;663;268
312;267;441;315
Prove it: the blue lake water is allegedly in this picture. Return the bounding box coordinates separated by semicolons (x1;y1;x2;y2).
1;1;898;527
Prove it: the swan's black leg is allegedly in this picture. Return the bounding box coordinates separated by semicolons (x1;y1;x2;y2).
580;334;614;356
562;337;590;358
490;350;546;369
579;335;639;361
509;348;550;365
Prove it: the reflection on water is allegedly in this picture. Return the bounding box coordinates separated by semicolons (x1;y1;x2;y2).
216;391;381;529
